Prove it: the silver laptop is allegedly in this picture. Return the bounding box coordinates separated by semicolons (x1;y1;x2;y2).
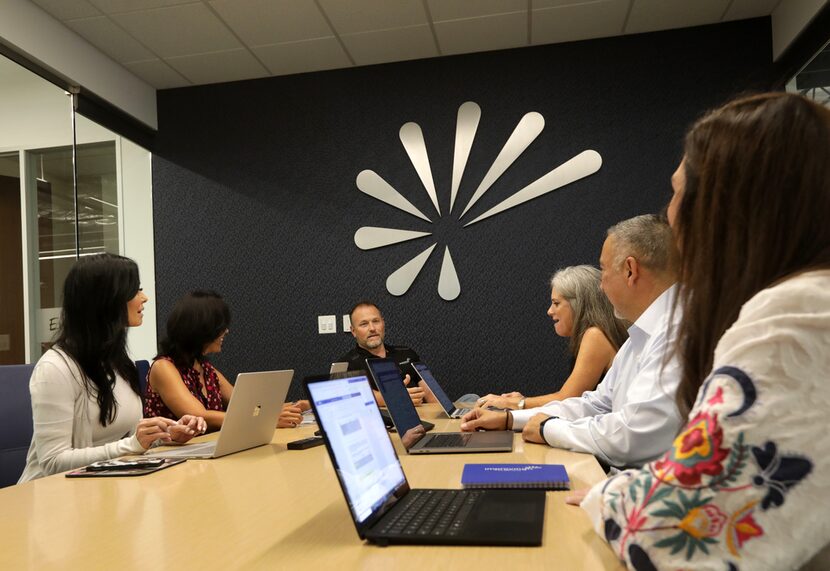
299;363;347;425
329;362;349;374
148;370;293;459
366;359;513;455
412;361;472;419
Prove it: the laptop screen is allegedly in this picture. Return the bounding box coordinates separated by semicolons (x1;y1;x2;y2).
307;374;406;524
366;359;422;435
413;362;455;414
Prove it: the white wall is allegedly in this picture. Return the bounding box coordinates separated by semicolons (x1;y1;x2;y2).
772;0;828;60
120;140;157;361
0;0;157;129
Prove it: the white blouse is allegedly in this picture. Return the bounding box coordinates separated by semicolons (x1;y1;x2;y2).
580;270;830;570
19;348;145;482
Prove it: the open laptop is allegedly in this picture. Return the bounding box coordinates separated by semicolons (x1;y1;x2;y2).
330;362;349;374
304;371;545;546
148;370;293;459
412;361;472;419
366;359;513;454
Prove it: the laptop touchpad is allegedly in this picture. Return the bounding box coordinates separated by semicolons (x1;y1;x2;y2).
478;501;537;523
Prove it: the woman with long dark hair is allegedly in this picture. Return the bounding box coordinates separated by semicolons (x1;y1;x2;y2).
19;254;205;482
144;290;306;431
477;265;628;410
574;93;830;569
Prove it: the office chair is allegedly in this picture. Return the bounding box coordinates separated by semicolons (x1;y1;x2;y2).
0;363;35;487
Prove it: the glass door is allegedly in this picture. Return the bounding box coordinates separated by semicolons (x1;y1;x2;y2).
0;53;128;363
28;142;120;355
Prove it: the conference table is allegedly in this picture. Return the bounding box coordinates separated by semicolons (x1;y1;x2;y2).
1;405;624;570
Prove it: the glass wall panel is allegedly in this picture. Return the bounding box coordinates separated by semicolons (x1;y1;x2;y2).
0;54;74;362
29;141;119;355
1;51;155;363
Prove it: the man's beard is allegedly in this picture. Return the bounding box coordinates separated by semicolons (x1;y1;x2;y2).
365;336;383;349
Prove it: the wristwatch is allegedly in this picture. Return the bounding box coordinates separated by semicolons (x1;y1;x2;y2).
517;398;526;410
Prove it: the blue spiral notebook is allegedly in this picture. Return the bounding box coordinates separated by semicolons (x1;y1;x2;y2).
461;463;570;490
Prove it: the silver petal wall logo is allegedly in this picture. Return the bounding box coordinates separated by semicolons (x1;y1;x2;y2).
354;101;602;301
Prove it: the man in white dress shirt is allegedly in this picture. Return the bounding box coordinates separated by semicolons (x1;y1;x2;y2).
461;214;683;468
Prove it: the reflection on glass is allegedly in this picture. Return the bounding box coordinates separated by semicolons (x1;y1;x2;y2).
401;425;426;450
31;142;118;353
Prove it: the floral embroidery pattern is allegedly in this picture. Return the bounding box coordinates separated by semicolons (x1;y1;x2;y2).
655;411;730;486
677;504;727;539
751;442;813;510
602;367;814;566
726;502;764;556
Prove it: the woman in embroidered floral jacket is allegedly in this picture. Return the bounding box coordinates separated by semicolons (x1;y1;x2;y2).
576;93;830;570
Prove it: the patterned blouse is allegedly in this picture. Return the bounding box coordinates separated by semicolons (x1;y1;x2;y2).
143;356;225;420
581;270;830;570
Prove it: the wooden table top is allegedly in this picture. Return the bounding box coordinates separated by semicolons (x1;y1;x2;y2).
0;405;623;570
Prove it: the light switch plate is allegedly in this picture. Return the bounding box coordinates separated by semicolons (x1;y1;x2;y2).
342;314;351;332
318;315;336;334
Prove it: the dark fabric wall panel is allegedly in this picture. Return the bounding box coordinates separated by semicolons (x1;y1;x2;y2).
153;19;772;401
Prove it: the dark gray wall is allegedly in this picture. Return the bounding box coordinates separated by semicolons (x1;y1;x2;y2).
152;19;772;401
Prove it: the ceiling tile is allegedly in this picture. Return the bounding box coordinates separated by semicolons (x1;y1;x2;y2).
209;0;331;46
434;11;527;56
427;0;526;22
87;0;195;14
111;3;241;58
340;24;438;66
124;59;190;89
31;0;101;20
252;37;352;76
722;0;780;22
626;0;730;35
532;0;628;45
65;16;156;63
166;49;269;85
317;0;427;35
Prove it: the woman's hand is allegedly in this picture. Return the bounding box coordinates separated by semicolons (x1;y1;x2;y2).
168;415;207;443
277;402;303;428
135;417;177;449
565;489;589;506
476;392;523;410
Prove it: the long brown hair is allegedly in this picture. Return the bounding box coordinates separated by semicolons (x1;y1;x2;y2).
674;93;830;418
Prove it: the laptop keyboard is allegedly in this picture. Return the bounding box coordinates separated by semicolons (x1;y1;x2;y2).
378;489;484;537
451;407;472;417
424;433;472;448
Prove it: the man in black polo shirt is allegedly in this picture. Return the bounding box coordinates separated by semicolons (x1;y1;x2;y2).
337;301;426;407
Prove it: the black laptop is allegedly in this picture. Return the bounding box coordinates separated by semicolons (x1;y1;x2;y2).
304;372;546;546
366;358;514;454
412;361;473;418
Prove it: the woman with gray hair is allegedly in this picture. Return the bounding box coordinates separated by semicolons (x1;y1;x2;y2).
477;265;628;410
